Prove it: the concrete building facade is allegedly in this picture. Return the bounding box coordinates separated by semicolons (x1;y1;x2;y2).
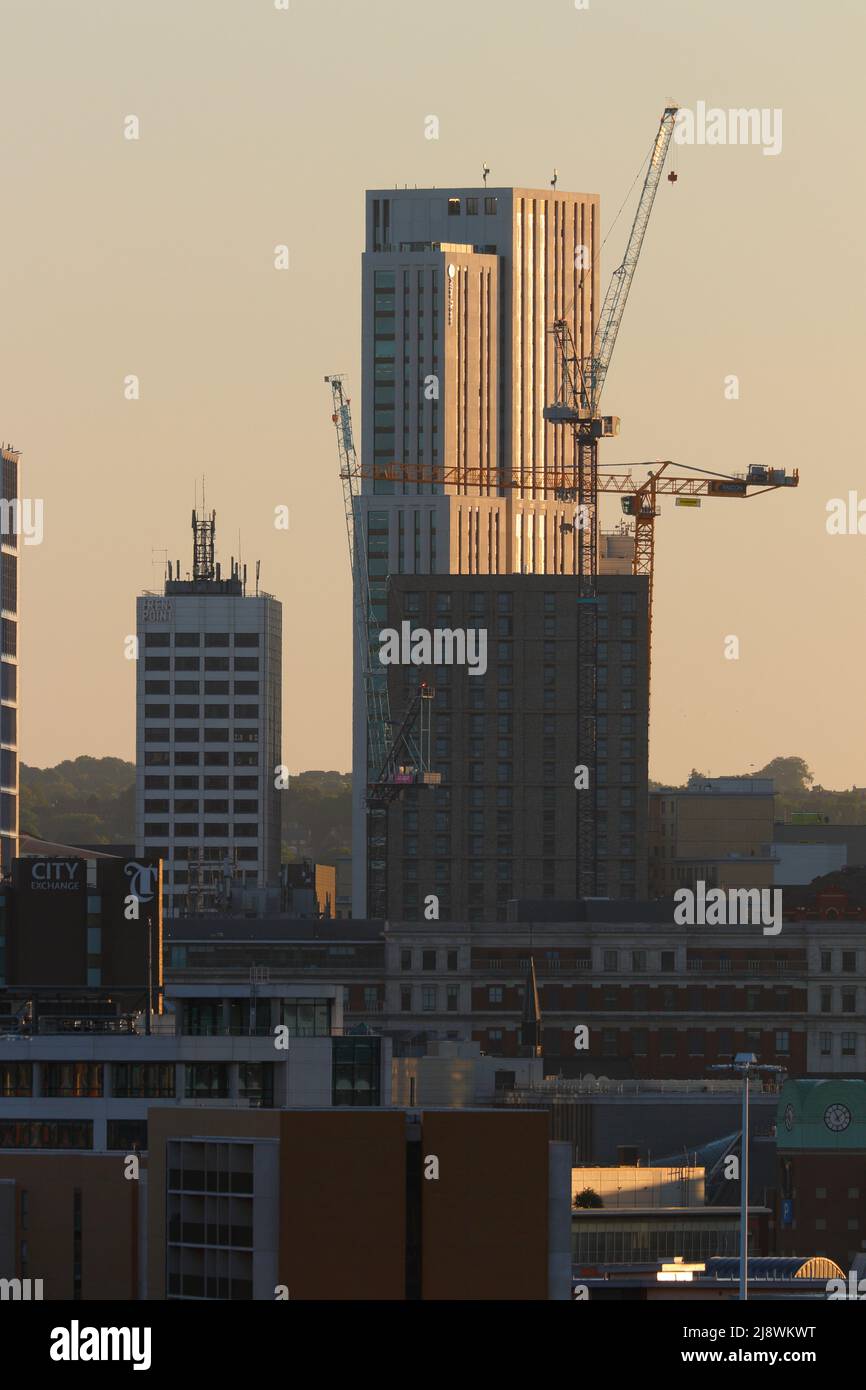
135;517;282;918
649;777;776;897
382;573;649;921
164;911;866;1081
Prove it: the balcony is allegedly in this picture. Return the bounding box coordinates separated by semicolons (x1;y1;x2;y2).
686;960;801;978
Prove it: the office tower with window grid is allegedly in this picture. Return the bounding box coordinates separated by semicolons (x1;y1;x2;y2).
135;511;281;917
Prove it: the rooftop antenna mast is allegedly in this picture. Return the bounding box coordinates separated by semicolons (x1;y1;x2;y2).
192;473;216;582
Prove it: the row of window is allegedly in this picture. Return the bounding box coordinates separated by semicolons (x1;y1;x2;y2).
479;1027;795;1059
145;682;259;695
144;823;259;838
144;752;259;767
145;800;258;814
398;591;638;617
145;730;259;743
447;195;498;215
400;949;459;971
145;775;258;790
820;951;860;972
820;989;861;1012
397;685;639;715
0;1057;304;1101
480;985;798;1010
144;633;260;648
144;658;259;673
149;846;259;862
144;705;260;719
402;986;458;1011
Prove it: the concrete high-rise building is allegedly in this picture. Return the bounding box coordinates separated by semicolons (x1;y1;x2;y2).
0;445;21;875
383;573;649;920
135;510;282;917
353;186;648;915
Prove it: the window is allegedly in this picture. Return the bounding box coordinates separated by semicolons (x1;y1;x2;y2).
661;951;676;972
820;1031;832;1056
447;197;460;215
603;950;618;972
843;951;856;972
422;950;436;971
332;1038;381;1107
422;987;437;1011
489;986;503;1004
42;1063;103;1098
842;1032;857;1056
484;196;497;214
775;1030;790;1055
112;1064;175;1098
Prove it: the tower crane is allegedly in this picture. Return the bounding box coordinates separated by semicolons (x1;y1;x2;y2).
593;460;798;692
325;375;440;919
540;105;680;897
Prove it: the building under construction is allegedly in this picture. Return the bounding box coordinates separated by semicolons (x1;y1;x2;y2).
135;507;282;918
340;109;797;921
345;168;659;919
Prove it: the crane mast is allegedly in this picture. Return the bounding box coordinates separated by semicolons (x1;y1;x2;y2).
325;375;441;918
546;105;679;427
326;375;391;779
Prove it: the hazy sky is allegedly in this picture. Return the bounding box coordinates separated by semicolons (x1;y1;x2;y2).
1;0;863;787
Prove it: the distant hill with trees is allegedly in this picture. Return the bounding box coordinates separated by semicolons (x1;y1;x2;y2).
651;755;866;824
21;757;136;844
27;752;863;858
19;757;352;862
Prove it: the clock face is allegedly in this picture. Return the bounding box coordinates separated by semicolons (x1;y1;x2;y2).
824;1103;852;1133
784;1104;795;1132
